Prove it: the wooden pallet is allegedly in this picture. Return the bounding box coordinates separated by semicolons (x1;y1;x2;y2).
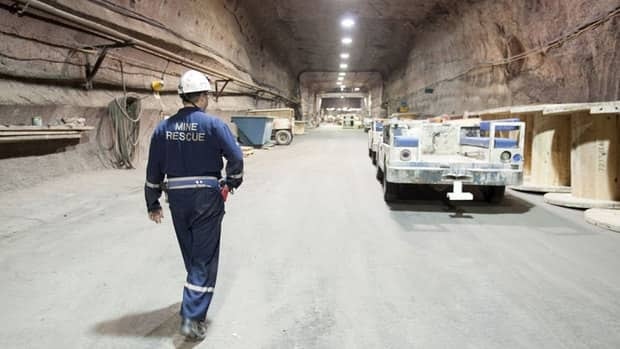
0;125;94;143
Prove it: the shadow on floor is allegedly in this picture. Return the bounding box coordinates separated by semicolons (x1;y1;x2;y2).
92;303;210;349
386;185;534;216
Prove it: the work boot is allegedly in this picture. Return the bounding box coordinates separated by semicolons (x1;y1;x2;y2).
180;317;207;341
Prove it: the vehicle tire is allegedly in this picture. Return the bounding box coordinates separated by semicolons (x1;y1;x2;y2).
275;130;293;145
376;164;384;181
372;152;377;166
483;186;505;203
383;169;398;203
368;149;372;158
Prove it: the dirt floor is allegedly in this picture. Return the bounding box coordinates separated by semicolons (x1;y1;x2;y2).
1;127;619;348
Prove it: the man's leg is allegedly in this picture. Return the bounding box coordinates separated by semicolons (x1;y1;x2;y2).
181;211;224;321
169;190;223;340
170;207;192;273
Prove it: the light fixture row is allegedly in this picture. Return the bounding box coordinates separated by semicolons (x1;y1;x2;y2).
338;16;354;90
337;16;361;93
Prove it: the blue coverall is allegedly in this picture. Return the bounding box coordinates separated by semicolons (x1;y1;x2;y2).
144;107;243;321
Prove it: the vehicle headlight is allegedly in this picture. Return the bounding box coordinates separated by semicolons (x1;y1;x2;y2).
400;149;412;161
500;151;512;162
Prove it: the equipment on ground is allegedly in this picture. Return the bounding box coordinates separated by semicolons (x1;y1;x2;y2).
342;115;356;129
97;95;141;169
246;108;296;145
363;117;373;132
367;118;387;165
231;115;274;147
375;118;525;203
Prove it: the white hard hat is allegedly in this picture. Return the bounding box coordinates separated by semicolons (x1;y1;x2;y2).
178;70;213;95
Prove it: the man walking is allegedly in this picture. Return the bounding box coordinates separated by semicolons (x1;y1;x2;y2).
144;70;244;340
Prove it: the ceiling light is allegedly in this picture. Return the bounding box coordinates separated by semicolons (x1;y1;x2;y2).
341;18;355;28
354;87;360;91
341;95;345;99
338;76;344;81
339;63;348;69
340;53;350;59
338;72;346;76
336;81;343;85
341;37;352;45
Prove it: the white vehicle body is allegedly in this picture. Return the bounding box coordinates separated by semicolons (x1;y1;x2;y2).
363;117;373;132
376;119;525;202
342;115;356;129
367;119;386;162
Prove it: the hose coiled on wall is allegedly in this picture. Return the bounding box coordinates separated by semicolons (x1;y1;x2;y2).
97;95;142;169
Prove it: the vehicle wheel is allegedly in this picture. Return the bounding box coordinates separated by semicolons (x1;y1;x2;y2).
275;130;293;145
372;152;377;166
368;149;372;158
483;186;505;203
376;164;384;181
383;170;398;203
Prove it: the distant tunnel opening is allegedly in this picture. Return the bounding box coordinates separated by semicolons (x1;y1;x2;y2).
321;98;362;109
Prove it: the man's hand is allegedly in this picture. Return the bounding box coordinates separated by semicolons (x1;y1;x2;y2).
148;209;164;224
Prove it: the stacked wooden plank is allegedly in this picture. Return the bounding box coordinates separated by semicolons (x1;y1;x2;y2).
467;101;620;197
466;101;620;231
240;146;254;158
0;125;94;143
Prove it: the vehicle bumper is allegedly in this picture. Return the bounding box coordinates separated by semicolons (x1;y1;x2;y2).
386;164;523;186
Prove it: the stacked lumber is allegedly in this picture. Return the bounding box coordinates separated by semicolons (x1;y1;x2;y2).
467;101;620;202
246;108;294;119
240;146;254;158
0;125;94;143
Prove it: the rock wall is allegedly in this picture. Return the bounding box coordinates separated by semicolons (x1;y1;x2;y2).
0;0;297;190
0;0;296;95
384;0;620;116
369;80;386;118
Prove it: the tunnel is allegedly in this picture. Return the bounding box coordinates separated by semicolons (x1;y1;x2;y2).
0;0;619;347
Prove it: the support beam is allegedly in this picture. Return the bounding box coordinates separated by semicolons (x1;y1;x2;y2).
83;42;134;89
214;79;231;102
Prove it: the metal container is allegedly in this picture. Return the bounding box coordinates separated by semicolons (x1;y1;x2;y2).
231;115;274;147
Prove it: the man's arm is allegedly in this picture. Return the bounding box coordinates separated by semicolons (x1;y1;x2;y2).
216;121;244;189
145;129;165;218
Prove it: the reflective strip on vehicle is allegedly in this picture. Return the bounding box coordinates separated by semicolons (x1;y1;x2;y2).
145;181;160;189
228;173;243;179
185;283;214;293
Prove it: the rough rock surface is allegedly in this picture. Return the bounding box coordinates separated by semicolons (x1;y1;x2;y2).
385;0;619;115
